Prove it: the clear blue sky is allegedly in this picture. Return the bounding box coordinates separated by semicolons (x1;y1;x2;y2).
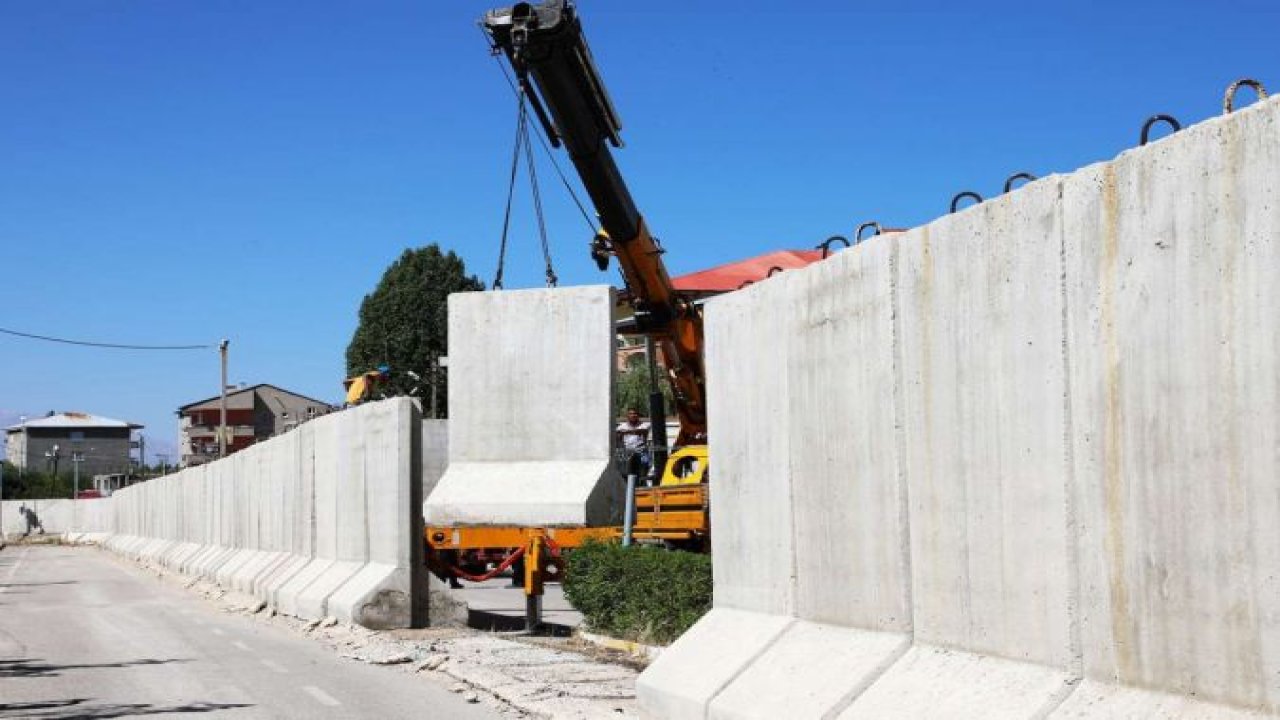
2;0;1277;459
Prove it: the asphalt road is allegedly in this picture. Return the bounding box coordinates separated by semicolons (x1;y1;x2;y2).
0;545;500;719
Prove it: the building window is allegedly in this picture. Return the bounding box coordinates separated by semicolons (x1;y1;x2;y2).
69;431;85;441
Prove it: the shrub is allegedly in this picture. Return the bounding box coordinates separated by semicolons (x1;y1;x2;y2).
563;539;712;645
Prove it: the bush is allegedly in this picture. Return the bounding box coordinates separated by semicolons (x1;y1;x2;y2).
563;539;712;645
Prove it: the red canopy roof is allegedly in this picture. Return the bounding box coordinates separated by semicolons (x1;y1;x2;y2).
672;249;826;293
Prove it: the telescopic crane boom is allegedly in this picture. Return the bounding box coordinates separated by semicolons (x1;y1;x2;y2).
483;0;707;448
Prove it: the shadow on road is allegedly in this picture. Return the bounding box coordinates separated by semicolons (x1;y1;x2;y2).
0;698;252;718
0;657;191;679
468;609;573;637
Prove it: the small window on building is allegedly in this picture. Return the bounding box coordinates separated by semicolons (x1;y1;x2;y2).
69;431;85;441
307;406;317;418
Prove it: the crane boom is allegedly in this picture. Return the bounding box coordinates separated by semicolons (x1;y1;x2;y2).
483;0;707;446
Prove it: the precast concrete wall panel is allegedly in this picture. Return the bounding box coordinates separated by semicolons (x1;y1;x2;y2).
639;278;800;720
705;277;797;616
99;398;425;629
644;241;919;719
1058;98;1280;714
850;178;1078;718
642;94;1280;719
421;419;448;501
710;238;914;720
424;286;622;527
335;408;369;563
784;238;909;630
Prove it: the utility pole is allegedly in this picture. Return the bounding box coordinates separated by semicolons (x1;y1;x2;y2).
219;339;229;458
71;451;84;499
645;336;669;478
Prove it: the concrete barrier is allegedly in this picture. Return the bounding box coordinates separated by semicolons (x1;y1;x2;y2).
1;498;114;541
103;397;426;629
640;96;1280;718
424;286;622;527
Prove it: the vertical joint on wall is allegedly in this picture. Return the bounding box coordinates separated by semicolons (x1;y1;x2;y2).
889;235;915;638
1056;179;1085;682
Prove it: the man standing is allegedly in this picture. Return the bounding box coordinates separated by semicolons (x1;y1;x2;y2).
19;505;44;537
615;408;652;482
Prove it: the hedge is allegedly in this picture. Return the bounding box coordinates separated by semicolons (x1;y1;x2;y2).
563;539;712;645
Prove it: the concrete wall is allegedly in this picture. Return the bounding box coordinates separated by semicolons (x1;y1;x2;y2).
424;286;622;527
1;498;114;539
103;398;427;629
421;419;448;500
640;96;1280;718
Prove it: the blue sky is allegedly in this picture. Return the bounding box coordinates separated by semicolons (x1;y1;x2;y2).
2;0;1277;459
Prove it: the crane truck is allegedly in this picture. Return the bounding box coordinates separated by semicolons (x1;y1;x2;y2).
424;0;712;627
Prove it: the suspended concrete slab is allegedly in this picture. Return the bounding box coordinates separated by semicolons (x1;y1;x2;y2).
424;286;623;528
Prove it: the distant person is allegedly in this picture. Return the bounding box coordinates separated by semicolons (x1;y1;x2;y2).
19;505;44;537
615;408;652;481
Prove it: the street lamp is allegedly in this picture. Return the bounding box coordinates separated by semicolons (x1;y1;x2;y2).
45;443;61;478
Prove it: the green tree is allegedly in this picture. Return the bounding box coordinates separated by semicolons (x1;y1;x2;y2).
0;461;71;499
615;356;674;419
345;245;484;415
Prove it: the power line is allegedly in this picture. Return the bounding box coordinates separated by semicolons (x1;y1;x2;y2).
0;327;213;351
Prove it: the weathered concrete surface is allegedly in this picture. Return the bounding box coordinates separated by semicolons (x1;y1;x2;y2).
640;237;915;718
424;286;623;527
878;178;1076;716
1058;96;1280;715
640;96;1280;718
103;398;426;629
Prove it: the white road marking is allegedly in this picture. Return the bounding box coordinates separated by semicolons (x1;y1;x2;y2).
303;685;341;707
210;628;226;636
0;548;29;594
260;658;288;674
233;640;252;651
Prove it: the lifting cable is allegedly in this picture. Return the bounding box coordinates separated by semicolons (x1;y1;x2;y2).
493;90;559;289
483;32;597;236
519;102;558;287
492;96;528;291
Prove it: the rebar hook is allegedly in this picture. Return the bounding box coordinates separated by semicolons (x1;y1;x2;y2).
1002;173;1036;194
1223;78;1268;114
854;222;883;244
949;191;983;214
817;235;850;259
1139;115;1182;146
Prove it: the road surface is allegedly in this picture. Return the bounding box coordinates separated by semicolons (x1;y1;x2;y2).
0;544;500;719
